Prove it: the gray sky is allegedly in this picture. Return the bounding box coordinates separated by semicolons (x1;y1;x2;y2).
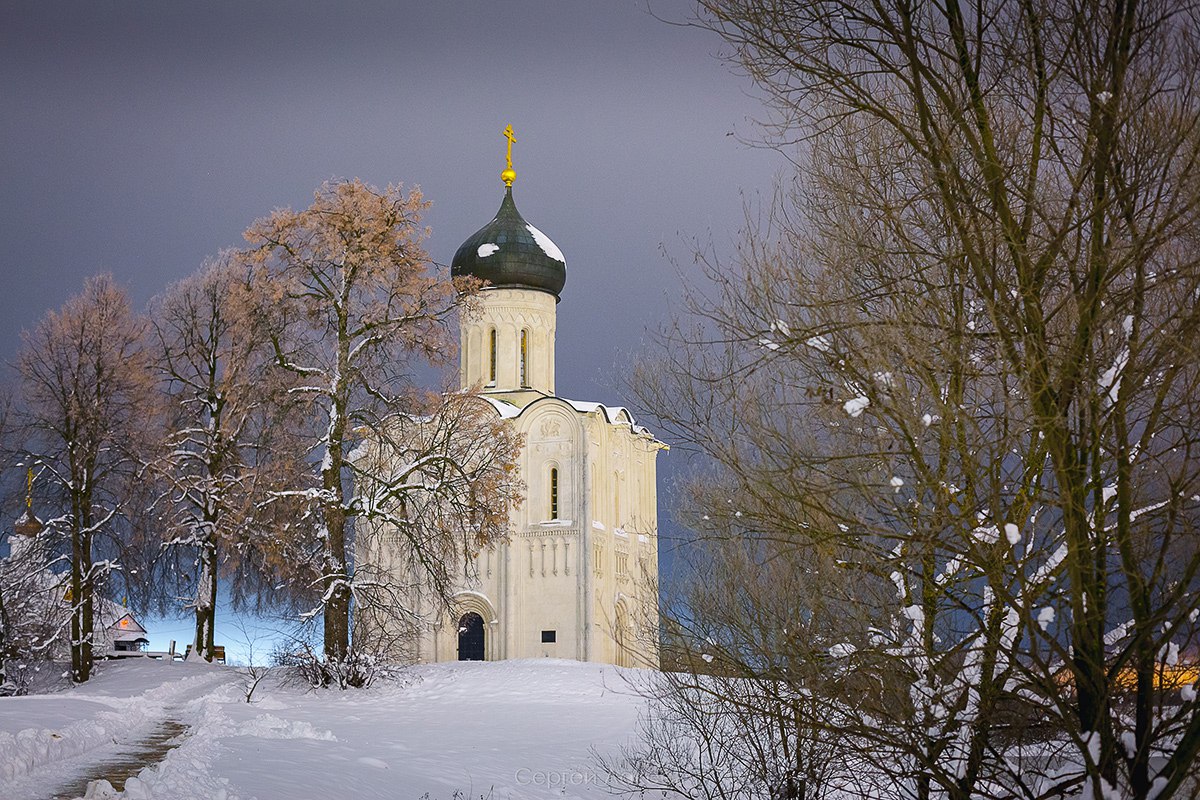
0;2;783;591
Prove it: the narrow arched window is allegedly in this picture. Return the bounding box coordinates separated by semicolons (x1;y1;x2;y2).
549;467;559;520
488;328;497;385
520;329;529;387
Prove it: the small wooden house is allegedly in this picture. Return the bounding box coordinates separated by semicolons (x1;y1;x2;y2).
97;604;150;653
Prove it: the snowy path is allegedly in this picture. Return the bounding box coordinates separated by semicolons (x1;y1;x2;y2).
46;715;189;799
0;660;236;800
0;659;653;800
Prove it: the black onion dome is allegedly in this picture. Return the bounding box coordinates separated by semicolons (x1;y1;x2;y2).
451;187;566;299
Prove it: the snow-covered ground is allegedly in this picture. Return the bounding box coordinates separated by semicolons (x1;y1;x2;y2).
0;658;650;799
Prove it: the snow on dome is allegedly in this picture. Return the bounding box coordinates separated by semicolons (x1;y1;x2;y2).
451;188;566;298
526;223;565;263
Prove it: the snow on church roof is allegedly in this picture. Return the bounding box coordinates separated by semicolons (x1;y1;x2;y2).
479;396;524;419
564;400;641;430
478;393;657;438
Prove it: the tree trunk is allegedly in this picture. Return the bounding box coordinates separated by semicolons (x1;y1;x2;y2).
69;492;95;683
322;500;349;662
322;392;350;663
71;528;94;683
194;538;217;661
321;321;352;664
70;525;83;683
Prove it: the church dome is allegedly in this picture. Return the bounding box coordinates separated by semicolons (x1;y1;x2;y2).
13;507;42;538
451;187;567;300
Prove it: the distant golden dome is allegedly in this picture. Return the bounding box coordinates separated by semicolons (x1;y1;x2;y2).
13;507;43;538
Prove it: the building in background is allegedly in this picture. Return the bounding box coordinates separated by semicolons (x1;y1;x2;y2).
2;496;150;670
368;134;665;667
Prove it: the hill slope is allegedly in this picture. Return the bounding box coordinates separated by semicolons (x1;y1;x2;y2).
0;658;652;799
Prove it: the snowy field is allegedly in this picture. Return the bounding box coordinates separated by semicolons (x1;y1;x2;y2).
0;658;650;799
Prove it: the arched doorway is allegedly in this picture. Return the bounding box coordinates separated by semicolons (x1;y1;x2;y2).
458;612;485;661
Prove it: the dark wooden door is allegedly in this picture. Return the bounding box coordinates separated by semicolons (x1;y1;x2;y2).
458;612;485;661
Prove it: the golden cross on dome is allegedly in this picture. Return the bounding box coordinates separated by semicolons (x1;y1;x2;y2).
25;467;33;509
501;124;517;187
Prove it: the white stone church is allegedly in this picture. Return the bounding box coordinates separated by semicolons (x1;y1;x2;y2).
367;163;665;668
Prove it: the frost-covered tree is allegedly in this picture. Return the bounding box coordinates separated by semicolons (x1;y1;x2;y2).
624;1;1200;797
236;179;520;673
605;524;885;800
352;389;523;662
143;258;298;662
0;491;67;695
15;275;152;683
0;400;68;694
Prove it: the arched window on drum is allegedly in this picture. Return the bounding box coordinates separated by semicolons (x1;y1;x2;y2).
549;466;559;520
520;328;530;387
487;328;498;385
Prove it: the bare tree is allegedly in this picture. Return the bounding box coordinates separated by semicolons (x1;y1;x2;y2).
622;0;1200;796
143;257;297;662
274;388;523;688
235;179;517;672
604;515;885;800
15;275;152;683
229;618;275;703
0;467;68;695
352;389;523;662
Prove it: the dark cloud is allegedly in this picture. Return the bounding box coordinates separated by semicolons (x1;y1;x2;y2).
0;0;782;568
